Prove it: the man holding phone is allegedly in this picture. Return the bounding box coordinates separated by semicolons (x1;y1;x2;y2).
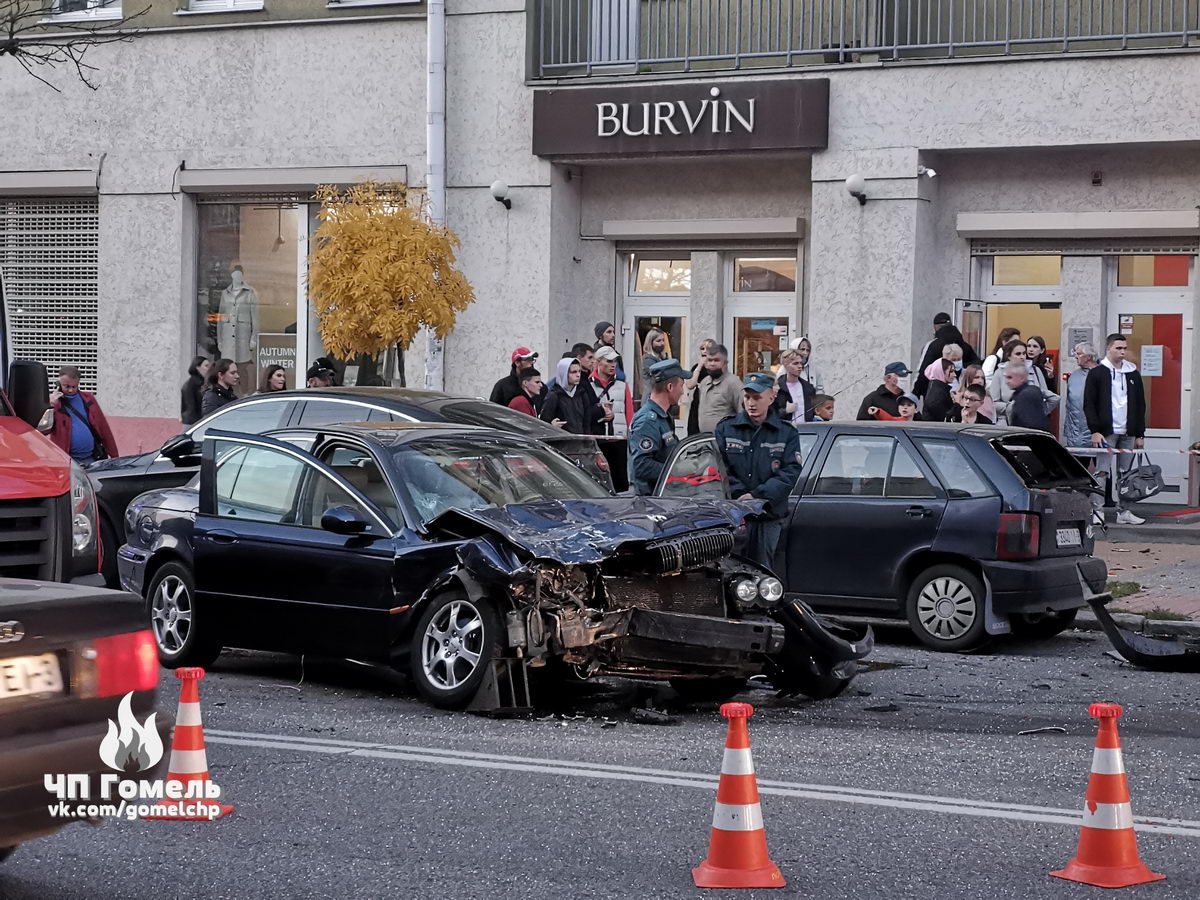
49;365;119;464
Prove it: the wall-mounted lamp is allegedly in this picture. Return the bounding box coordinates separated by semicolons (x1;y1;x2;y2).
918;165;937;179
845;173;867;206
490;180;511;210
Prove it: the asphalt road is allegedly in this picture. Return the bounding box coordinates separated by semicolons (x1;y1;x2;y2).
4;627;1198;899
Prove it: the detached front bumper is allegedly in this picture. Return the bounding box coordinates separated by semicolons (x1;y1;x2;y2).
983;556;1108;615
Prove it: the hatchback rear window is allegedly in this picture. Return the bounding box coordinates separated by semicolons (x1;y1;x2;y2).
991;434;1093;488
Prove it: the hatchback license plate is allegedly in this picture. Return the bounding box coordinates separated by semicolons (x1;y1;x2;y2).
0;653;64;700
1056;527;1082;548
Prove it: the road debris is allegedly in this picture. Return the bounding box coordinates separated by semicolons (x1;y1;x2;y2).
1018;726;1068;736
864;703;901;713
632;707;678;725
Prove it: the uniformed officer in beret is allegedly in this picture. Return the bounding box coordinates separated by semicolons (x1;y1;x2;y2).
627;358;689;494
714;372;804;570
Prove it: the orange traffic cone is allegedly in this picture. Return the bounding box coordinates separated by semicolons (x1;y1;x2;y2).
144;667;234;821
693;702;785;889
1050;702;1164;888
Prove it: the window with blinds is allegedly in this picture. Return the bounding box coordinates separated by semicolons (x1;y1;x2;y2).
0;198;100;393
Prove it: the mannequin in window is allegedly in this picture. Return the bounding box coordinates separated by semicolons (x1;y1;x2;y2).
217;264;259;385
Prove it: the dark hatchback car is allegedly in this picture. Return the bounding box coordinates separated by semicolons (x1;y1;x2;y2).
653;421;1109;651
116;423;871;710
87;388;614;586
1;580;169;863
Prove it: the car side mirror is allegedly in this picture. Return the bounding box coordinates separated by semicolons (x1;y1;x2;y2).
7;360;50;429
321;505;368;536
160;434;200;465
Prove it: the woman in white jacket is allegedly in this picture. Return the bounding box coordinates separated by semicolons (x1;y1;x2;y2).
982;327;1022;379
988;339;1058;424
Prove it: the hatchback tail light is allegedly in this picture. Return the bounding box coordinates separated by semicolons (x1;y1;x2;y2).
997;512;1041;560
92;630;160;697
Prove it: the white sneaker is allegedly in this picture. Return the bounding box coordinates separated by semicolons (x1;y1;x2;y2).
1092;510;1106;527
1116;510;1146;525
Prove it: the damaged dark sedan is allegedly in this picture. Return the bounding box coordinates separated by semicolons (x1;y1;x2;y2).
115;423;871;710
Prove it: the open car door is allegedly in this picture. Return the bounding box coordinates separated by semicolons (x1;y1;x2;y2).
652;434;730;500
197;429;399;659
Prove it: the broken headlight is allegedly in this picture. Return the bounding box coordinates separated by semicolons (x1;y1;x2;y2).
733;577;759;603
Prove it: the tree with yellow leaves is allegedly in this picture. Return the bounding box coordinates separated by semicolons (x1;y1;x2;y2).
308;182;475;378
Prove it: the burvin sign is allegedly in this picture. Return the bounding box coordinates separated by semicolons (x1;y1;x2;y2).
597;88;756;137
533;80;828;157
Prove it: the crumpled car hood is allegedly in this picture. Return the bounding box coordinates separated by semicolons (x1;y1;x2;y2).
429;496;762;564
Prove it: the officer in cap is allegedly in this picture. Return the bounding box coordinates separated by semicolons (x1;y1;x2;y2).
713;372;804;570
627;358;689;494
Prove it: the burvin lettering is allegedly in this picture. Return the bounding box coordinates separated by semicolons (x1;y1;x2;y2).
597;94;756;138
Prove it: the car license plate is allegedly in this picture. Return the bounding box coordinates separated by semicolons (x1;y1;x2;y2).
1056;527;1082;548
0;653;64;700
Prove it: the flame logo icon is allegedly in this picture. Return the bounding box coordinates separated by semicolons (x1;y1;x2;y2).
99;692;164;773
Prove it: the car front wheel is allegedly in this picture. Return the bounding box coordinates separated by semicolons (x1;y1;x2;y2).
905;564;988;652
409;592;500;709
145;561;221;669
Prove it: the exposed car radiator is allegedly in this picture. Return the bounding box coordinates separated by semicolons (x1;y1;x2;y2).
645;529;733;573
605;572;725;618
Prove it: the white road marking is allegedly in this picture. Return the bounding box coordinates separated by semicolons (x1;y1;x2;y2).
203;728;1200;838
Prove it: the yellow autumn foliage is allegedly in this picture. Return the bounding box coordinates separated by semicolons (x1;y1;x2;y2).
308;182;475;358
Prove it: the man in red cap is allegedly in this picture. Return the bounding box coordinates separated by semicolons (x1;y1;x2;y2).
490;346;546;407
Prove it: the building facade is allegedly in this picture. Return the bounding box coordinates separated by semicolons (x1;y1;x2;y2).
2;0;1198;500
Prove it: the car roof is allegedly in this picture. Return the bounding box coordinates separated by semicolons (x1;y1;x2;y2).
259;386;480;406
277;421;536;448
797;421;1045;438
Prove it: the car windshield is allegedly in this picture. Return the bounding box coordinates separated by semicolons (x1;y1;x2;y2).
433;400;566;439
391;437;611;525
991;434;1094;489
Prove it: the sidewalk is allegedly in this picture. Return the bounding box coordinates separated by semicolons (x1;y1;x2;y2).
1101;503;1200;546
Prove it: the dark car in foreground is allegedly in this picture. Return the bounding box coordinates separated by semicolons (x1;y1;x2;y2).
652;422;1109;651
88;387;614;587
0;580;169;863
117;423;871;709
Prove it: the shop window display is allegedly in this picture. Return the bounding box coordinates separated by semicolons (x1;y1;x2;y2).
196;203;304;395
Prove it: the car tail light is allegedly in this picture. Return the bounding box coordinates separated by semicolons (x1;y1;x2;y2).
93;630;160;697
593;452;610;472
997;512;1040;560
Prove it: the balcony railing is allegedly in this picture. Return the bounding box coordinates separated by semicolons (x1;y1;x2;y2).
534;0;1200;77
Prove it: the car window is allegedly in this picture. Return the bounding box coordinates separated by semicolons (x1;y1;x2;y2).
813;435;893;497
435;400;563;438
788;433;821;496
213;441;305;525
316;444;402;526
991;434;1093;489
887;442;938;499
297;399;374;427
916;439;994;498
392;436;610;526
192;400;289;442
659;438;726;500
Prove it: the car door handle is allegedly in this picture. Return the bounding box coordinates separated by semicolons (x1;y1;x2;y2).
905;506;933;518
204;529;240;544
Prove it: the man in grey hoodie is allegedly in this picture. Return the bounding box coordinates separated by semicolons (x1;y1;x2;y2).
1083;333;1148;525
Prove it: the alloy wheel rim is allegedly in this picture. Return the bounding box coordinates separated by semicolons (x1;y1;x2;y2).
151;575;193;654
916;576;977;640
421;600;485;690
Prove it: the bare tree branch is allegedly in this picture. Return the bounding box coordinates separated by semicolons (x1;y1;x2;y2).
0;1;150;91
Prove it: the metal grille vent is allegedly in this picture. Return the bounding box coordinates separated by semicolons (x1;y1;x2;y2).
0;198;99;392
648;529;735;573
972;238;1200;257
